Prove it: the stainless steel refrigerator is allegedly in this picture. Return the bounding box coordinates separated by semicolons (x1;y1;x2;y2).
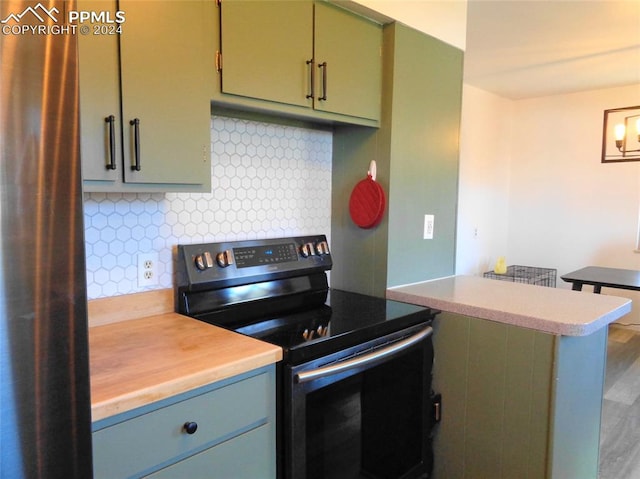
0;0;93;477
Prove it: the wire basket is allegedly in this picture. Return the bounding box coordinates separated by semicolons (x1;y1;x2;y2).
483;265;557;288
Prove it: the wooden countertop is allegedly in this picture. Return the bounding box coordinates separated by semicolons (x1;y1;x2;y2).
89;289;282;422
387;275;632;336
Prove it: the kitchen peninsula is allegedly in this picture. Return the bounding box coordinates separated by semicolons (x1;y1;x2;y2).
387;275;632;479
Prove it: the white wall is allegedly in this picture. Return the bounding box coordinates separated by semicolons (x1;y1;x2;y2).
456;84;513;275
508;85;640;273
508;84;640;324
353;0;467;50
457;82;640;325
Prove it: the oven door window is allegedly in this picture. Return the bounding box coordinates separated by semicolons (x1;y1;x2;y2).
287;331;433;479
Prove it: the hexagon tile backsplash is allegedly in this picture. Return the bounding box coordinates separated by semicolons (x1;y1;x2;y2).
84;115;333;299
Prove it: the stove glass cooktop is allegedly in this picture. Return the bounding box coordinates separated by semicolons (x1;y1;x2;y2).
233;289;435;363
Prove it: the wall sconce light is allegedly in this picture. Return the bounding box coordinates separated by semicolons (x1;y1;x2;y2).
602;106;640;163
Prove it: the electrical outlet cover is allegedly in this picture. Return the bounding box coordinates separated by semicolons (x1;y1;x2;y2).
138;252;159;287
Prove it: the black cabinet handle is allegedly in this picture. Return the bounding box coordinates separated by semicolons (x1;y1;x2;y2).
318;62;327;101
306;59;314;99
183;421;198;435
105;115;117;170
129;118;141;171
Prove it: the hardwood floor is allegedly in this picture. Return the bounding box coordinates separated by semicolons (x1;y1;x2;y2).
600;325;640;478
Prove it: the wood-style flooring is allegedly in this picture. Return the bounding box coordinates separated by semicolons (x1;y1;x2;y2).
600;325;640;478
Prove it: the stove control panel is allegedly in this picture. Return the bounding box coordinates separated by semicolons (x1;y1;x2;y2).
234;243;299;268
177;235;332;290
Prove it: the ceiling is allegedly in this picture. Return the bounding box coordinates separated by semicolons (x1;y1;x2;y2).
464;0;640;99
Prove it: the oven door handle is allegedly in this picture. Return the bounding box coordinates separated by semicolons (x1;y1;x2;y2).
295;325;433;384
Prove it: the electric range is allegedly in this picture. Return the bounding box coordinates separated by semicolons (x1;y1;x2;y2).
175;235;439;479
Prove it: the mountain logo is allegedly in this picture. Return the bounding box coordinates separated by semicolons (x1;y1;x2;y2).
1;3;59;24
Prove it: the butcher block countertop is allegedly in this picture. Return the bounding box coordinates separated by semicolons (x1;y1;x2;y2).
387;275;632;336
88;289;282;422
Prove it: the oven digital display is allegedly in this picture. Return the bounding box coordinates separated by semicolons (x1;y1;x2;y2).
234;243;299;268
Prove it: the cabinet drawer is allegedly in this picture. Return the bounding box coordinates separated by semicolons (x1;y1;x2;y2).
93;371;271;478
145;423;275;479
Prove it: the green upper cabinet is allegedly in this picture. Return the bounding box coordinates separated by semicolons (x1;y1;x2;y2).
313;2;382;121
220;1;313;108
77;0;121;185
79;0;214;193
216;0;382;126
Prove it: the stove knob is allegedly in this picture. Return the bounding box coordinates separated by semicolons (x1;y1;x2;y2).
315;241;330;256
300;242;317;258
194;251;214;271
216;250;234;268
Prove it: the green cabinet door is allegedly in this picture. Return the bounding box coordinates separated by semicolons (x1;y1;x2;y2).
220;0;313;108
81;1;213;192
216;1;381;124
119;0;212;187
314;2;382;121
77;0;121;184
146;424;275;479
431;313;607;479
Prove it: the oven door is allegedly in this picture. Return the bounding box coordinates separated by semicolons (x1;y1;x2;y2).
283;323;435;479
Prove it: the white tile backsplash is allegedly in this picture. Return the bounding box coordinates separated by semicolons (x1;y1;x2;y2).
84;116;332;299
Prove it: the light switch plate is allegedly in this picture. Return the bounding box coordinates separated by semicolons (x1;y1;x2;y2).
424;214;434;240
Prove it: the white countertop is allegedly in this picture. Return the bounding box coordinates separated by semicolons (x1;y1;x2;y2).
387;275;632;336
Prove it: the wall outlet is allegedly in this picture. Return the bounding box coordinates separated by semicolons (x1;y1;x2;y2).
138;253;159;287
424;214;434;240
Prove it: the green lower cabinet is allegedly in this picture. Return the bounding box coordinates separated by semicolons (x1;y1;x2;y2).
92;366;276;479
432;313;607;479
312;2;382;121
145;424;272;479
